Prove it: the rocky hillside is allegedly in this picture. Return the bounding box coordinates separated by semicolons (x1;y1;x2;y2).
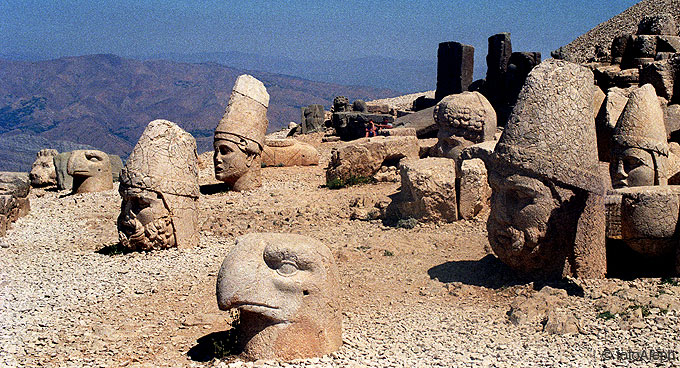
0;54;397;170
556;0;680;62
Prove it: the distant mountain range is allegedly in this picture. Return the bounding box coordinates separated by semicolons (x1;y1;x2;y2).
142;52;437;93
0;54;398;171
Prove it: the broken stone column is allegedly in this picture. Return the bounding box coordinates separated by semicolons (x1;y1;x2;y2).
505;52;541;107
397;158;458;222
487;60;606;279
118;119;199;251
610;84;670;188
485;33;512;106
29;149;58;187
301;104;325;134
214;74;269;191
216;233;341;360
459;158;491;220
435;42;474;101
262;138;319;167
66;150;113;193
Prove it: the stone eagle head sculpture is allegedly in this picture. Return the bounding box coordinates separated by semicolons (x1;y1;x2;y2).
216;233;342;360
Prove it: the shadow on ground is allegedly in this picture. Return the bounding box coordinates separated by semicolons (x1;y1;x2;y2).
200;183;231;195
96;242;133;255
187;329;241;362
428;254;585;296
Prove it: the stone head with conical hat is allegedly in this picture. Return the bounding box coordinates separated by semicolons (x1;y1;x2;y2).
118;119;199;250
487;59;606;279
610;84;670;188
214;74;270;191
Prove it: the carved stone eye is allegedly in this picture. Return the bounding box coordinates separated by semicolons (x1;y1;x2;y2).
277;261;298;277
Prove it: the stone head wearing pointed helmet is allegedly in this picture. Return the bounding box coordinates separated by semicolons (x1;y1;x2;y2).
610;84;670;189
214;74;269;191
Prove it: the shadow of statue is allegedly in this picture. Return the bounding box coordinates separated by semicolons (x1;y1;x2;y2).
187;329;241;362
428;254;585;296
200;183;231;195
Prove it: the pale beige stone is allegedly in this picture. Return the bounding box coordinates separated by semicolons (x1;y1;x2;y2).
262;138;319;167
459;158;490;220
397;158;457;222
326;136;419;184
118;120;199;251
66;150;113;193
217;233;341;360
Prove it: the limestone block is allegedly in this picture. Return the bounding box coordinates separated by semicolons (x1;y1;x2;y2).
459;158;490;220
611;35;629;64
378;127;416;137
366;104;390;114
29;149;58;187
216;233;341;360
595;87;631;162
326;136;419;184
632;35;657;58
605;193;622;239
619;185;680;257
397;158;457;222
392;106;437;138
665;104;680;139
460;140;498;166
109;154;123;182
262;138;319;167
66;150;113;193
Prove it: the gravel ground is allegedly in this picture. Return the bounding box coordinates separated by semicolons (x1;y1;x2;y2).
1;141;679;367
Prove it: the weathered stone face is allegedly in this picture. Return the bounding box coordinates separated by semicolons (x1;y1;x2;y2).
29;149;58;187
487;170;568;272
66;150;113;193
488;60;606;279
432;91;496;162
117;119;199;250
216;233;341;360
118;186;175;250
610;84;669;188
610;146;656;188
213;139;261;190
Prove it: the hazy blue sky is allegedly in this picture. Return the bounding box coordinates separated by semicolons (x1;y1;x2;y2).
2;0;639;62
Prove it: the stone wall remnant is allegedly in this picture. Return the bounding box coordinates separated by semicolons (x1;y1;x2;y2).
435;42;474;101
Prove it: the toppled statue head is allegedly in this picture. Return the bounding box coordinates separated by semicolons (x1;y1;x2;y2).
216;233;342;360
214;75;269;191
66;149;113;193
488;60;606;279
118;119;199;251
433;91;496;162
610;84;669;189
30;149;58;187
